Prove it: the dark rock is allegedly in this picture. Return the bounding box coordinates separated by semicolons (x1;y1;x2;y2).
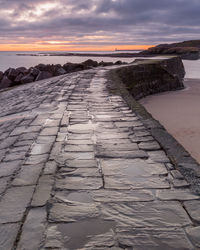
0;72;3;81
115;60;123;65
14;73;24;84
51;64;66;76
0;76;12;89
6;68;18;81
35;64;47;71
35;71;53;81
63;63;84;73
28;67;40;77
82;59;98;68
20;74;35;84
99;61;114;66
16;67;27;74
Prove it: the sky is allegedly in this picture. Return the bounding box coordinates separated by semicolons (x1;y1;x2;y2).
0;0;200;51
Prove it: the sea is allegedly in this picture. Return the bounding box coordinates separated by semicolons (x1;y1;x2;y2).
0;51;200;79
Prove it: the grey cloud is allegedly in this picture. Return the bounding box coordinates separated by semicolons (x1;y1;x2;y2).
0;0;200;46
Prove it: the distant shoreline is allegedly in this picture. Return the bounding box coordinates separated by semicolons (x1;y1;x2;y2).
16;52;149;58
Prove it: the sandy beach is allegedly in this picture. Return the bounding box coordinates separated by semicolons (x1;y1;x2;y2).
140;78;200;163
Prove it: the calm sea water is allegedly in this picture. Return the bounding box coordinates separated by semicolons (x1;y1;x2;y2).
0;51;199;79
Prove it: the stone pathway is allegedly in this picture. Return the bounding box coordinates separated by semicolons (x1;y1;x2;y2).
0;67;200;249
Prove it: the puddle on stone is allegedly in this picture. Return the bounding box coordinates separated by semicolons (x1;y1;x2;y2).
68;120;98;131
57;219;116;249
66;191;93;203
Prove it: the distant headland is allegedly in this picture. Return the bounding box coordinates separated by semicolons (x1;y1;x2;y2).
16;40;200;60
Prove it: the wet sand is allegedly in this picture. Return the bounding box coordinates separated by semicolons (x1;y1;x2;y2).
140;78;200;163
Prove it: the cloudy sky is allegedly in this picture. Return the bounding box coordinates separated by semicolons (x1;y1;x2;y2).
0;0;200;50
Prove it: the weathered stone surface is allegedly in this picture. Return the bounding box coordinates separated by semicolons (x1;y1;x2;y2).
0;186;34;223
117;228;193;249
186;226;200;248
25;154;49;165
0;177;9;194
102;201;192;228
56;177;103;190
92;190;154;202
138;141;161;150
49;201;99;222
148;150;170;163
30;143;52;155
12;164;44;186
184;200;200;222
96;150;148;159
156;190;200;201
0;160;22;178
31;175;54;207
17;208;46;250
0;63;198;249
0;223;20;250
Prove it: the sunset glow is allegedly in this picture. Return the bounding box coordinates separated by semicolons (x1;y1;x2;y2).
0;44;153;51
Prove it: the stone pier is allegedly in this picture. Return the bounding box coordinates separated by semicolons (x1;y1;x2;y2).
0;66;199;249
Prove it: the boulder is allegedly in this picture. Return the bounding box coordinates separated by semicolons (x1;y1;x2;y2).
82;59;98;68
28;67;40;77
99;61;114;66
115;60;123;65
0;76;12;89
0;71;3;81
63;63;84;73
14;73;24;84
35;64;47;71
16;67;27;74
5;68;18;81
20;74;35;84
35;71;53;81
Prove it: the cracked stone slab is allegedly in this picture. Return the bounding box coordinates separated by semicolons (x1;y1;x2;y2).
156;190;200;201
116;227;193;250
30;143;52;155
96;150;148;159
138;141;161;151
186;226;200;248
64;144;94;152
64;159;97;168
92;189;154;202
12;164;44;186
59;168;101;177
0;186;35;223
56;177;103;190
101;159;168;177
31;175;54;207
147;150;170;163
96;143;139;151
25;154;49;165
104;176;170;190
101;201;192;228
0;160;22;178
0;223;20;250
184;200;200;222
40;127;59;136
60;152;95;160
0;177;9;194
17;208;46;250
49;201;99;222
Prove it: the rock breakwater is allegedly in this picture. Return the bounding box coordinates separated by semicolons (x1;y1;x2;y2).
0;59;124;90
